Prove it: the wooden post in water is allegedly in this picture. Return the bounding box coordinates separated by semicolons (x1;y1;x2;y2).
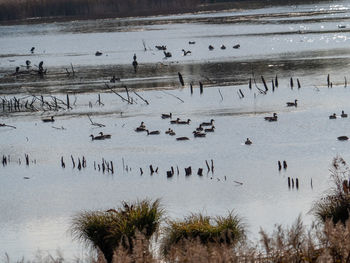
275;75;278;88
150;165;154;174
278;161;282;171
288;177;291;188
197;168;203;176
71;155;75;168
296;178;299;189
290;77;294;89
61;156;65;168
199;82;203;94
297;78;301;89
167;171;173;178
190;84;193;94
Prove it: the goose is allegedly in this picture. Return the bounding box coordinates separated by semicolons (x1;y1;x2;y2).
30;47;35;53
163;51;172;58
286;99;298;107
196;125;203;132
176;136;189;141
146;130;160;135
161;113;172;119
193;131;206;137
208;45;214;50
245;138;252;145
341;110;348;118
139;122;146;128
155;45;167;50
233;44;240;49
338;136;349;141
25;60;31;68
90;134;105;140
220;45;226;50
135;127;146;132
95;51;103;56
189;41;196;44
204;126;215;132
99;132;111;139
177;119;191;124
42;116;54;122
329;113;337;119
170;118;180;124
182;49;191;56
201;119;214;126
264;113;277;121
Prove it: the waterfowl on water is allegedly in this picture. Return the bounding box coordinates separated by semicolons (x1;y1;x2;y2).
161;113;172;119
341;110;348;118
338;136;349;141
177;119;191;125
176;136;189;141
30;47;35;53
201;119;214;126
264;113;278;122
42;116;54;122
245;138;252;145
189;41;196;44
286;99;298;107
155;45;167;50
90;134;107;140
196;125;203;132
163;51;172;58
182;49;192;56
135;122;147;132
170;118;180;124
99;132;111;139
208;45;214;50
165;128;176;136
329;113;337;119
193;131;206;137
204;126;215;132
233;44;240;49
220;45;226;50
146;130;160;135
95;51;103;56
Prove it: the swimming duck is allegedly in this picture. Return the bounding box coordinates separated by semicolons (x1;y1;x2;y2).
196;125;204;132
245;138;252;145
233;44;240;49
341;110;348;118
220;45;226;50
204;126;215;132
95;51;103;56
42;116;54;122
201;119;214;126
208;45;214;50
170;118;180;124
193;131;206;137
177;119;191;124
164;51;172;58
264;113;278;122
146;130;160;135
162;113;172;119
286;99;298;107
99;132;111;139
165;128;176;136
338;136;349;141
189;41;196;44
155;45;167;50
176;136;189;141
329;113;337;119
90;134;106;140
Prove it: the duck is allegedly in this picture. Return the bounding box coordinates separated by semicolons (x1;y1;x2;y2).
189;41;196;44
233;44;240;49
176;136;189;141
146;130;160;135
90;134;105;140
165;128;176;136
264;113;278;122
155;45;167;50
161;113;172;119
139;121;146;128
208;45;214;50
135;127;146;132
338;136;349;141
163;51;172;58
177;119;191;125
204;126;215;132
193;131;206;137
286;99;298;107
245;138;252;145
201;119;214;126
341;110;348;118
95;51;103;56
329;113;337;119
42;116;54;122
30;47;35;53
170;118;180;124
98;132;111;139
220;45;226;50
196;125;204;132
182;49;191;56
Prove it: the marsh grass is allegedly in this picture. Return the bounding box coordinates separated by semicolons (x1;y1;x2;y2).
160;211;245;258
312;156;350;225
71;199;163;263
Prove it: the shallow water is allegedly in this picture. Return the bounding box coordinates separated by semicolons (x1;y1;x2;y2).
1;0;350;260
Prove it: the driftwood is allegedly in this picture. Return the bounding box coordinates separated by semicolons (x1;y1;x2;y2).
0;123;16;129
161;90;184;103
133;91;149;105
87;115;105;127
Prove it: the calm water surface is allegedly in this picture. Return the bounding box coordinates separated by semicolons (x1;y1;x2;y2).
1;0;350;260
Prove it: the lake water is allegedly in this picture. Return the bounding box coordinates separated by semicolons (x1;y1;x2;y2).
1;0;350;260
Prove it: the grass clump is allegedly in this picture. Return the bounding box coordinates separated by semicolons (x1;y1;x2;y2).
160;211;245;258
312;156;350;225
71;198;163;263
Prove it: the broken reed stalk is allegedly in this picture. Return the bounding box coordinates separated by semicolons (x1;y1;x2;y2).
199;82;203;94
133;91;149;105
218;89;223;101
87;115;105;127
105;84;132;104
205;160;210;172
161;90;184;103
261;76;268;92
178;72;184;87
